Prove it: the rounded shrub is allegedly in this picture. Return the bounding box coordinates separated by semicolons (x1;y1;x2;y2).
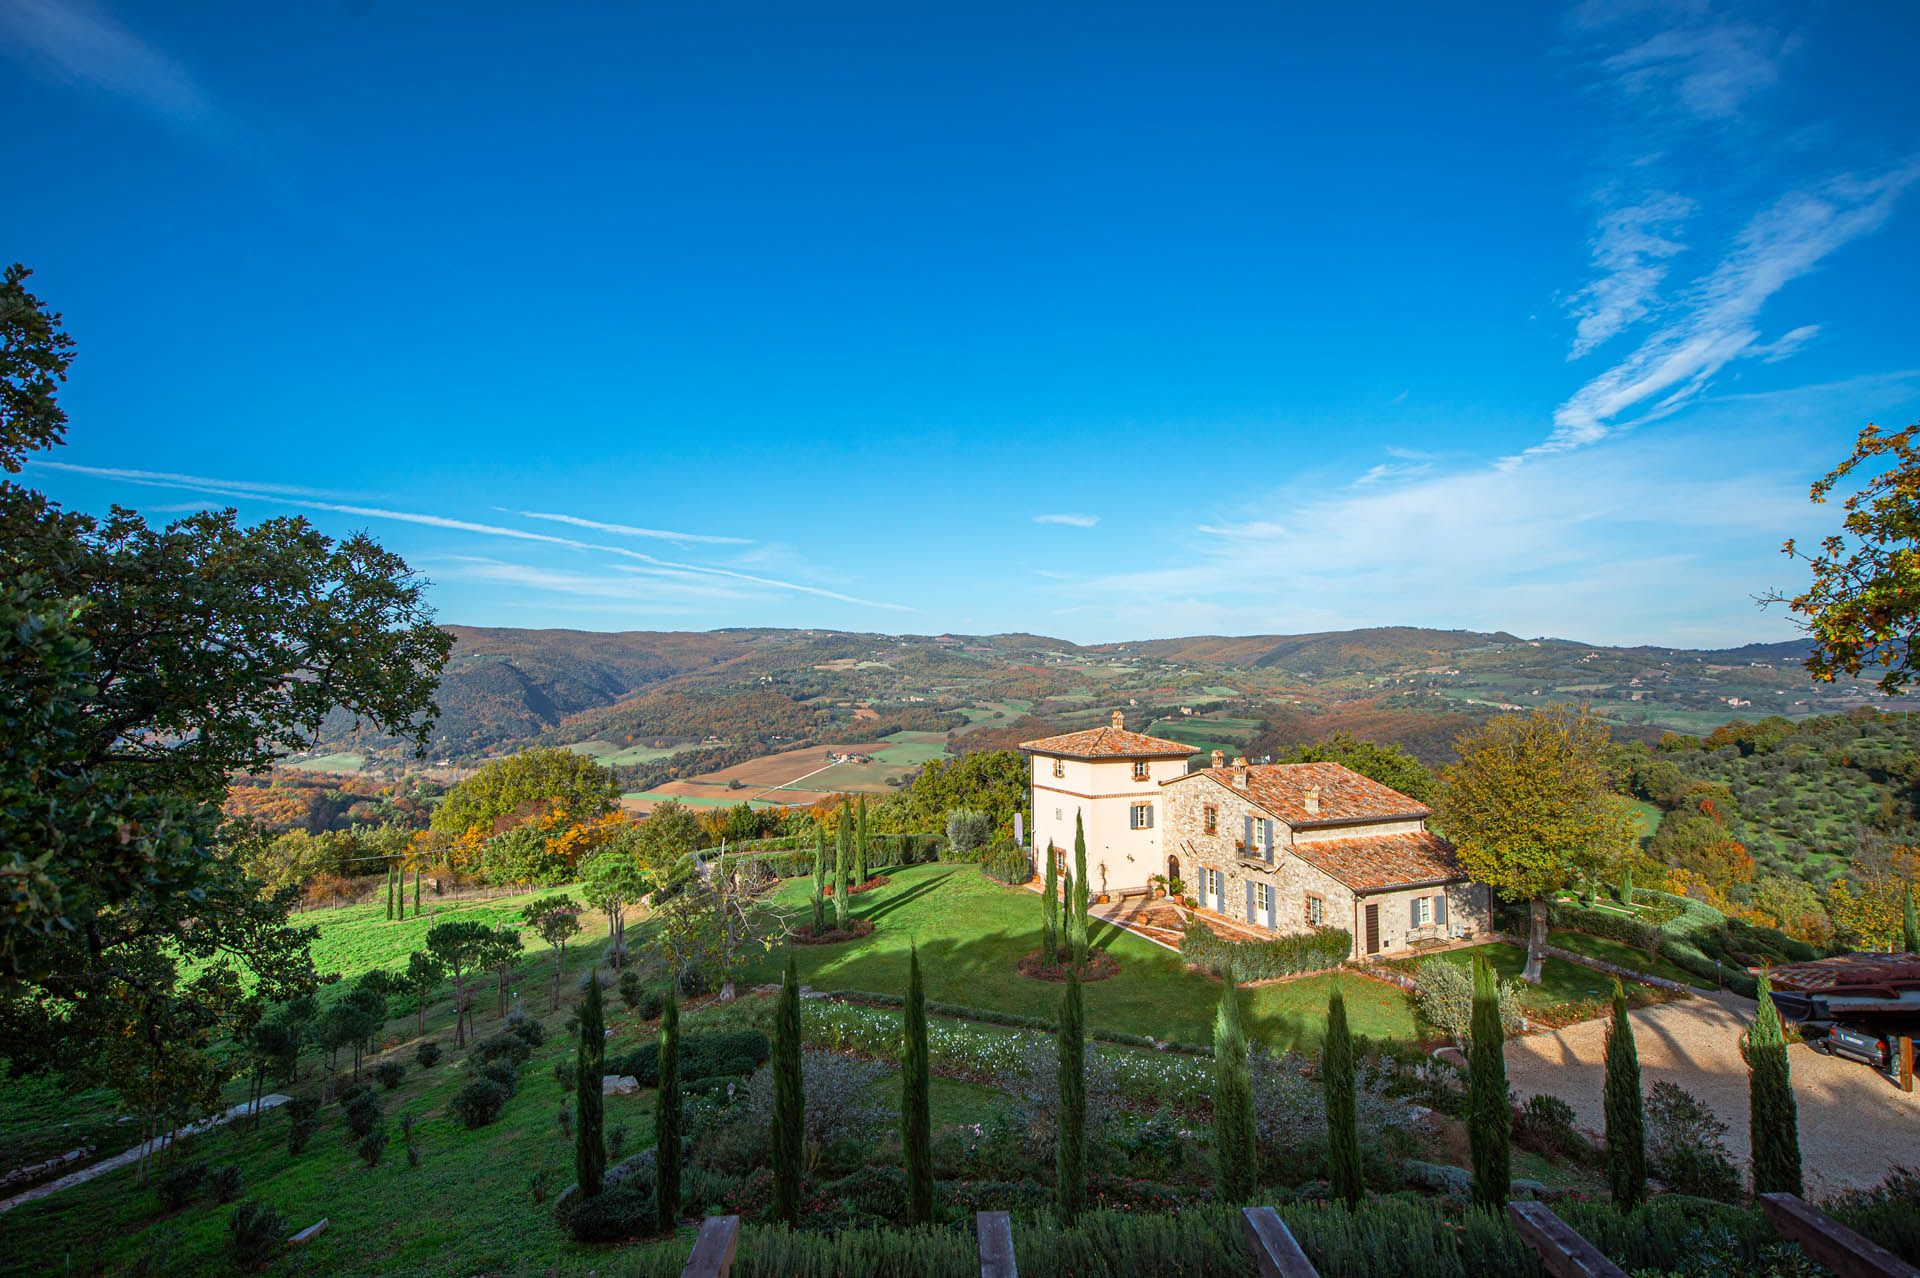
415;1041;442;1068
451;1079;511;1129
207;1164;244;1204
226;1200;287;1272
343;1092;382;1138
562;1182;655;1242
981;840;1033;886
478;1059;521;1093
157;1161;206;1210
375;1060;407;1090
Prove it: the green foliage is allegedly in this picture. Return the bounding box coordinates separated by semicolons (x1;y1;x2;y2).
1645;1080;1741;1202
206;1164;243;1204
811;825;829;935
414;1041;441;1068
285;1096;321;1155
1906;884;1918;953
656;991;682;1233
374;1060;406;1090
431;746;617;841
855;796;870;884
1828;1166;1920;1266
343;1092;382;1138
1180;920;1350;980
1056;967;1086;1224
893;750;1026;837
356;1123;388;1167
611;1029;770;1085
1279;732;1436;802
1466;954;1510;1209
834;806;852;933
1070;814;1089;968
980;839;1032;886
1441;706;1635;981
901;947;933;1223
564;1181;656;1242
158;1161;207;1210
225;1199;287;1273
576;971;606;1198
1210;969;1255;1205
450;1079;510;1129
772;952;805;1224
1322;988;1362;1207
943;808;992;860
1603;981;1646;1209
1412;955;1525;1046
1042;842;1059;966
1747;974;1803;1196
0;263;75;468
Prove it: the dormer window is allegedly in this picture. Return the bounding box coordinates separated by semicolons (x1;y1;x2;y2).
1131;760;1150;781
1052;757;1065;779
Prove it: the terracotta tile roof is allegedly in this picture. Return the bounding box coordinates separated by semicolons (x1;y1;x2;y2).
1167;761;1430;827
1290;830;1466;893
1766;953;1920;997
1018;724;1197;759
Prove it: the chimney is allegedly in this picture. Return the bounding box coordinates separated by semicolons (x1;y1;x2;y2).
1232;756;1248;789
1305;785;1321;816
1210;749;1225;769
1111;710;1125;729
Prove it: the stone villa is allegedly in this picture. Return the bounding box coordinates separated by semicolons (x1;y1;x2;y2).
1020;713;1491;959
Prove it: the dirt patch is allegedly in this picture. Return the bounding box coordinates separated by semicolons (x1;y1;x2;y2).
822;875;890;898
790;919;877;946
1017;949;1122;983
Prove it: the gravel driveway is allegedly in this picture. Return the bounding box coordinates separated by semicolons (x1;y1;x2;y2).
1505;990;1919;1194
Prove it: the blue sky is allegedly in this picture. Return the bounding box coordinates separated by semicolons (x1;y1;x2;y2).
6;1;1918;646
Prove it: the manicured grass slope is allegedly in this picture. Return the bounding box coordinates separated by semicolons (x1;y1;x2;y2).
732;864;1414;1048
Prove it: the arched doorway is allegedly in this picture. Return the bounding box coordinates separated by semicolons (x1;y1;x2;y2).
1166;854;1180;884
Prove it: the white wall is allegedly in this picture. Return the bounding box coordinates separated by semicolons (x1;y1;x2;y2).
1029;753;1184;894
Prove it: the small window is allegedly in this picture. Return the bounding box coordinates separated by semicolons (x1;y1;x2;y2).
1202;804;1218;835
1132;760;1150;781
1305;894;1325;926
1411;896;1429;927
1255;882;1273;914
1052;757;1065;778
1250;821;1264;849
1129;802;1154;830
1054;808;1062;821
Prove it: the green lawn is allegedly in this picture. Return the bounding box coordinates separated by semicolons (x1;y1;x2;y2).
728;864;1412;1049
620;790;784;810
1546;929;1704;988
565;740;706;766
283;751;366;773
303;887;593;989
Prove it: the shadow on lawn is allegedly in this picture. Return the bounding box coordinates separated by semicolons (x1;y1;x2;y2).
856;868;959;923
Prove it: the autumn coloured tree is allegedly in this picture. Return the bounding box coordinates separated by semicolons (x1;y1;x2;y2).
1439;706;1636;982
1779;421;1920;693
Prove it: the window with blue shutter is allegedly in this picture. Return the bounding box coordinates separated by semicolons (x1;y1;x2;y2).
1262;819;1275;864
1246;881;1256;923
1435;893;1448;926
1265;885;1276;930
1243;814;1254;854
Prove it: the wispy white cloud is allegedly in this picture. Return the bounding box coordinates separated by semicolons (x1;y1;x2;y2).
1353;461;1433;488
435;556;750;605
1033;513;1099;528
1566;192;1694;358
31;460;911;611
1072;433;1818;645
0;0;213;126
1576;2;1793;121
1539;163;1919;458
502;508;752;546
28;461;357;500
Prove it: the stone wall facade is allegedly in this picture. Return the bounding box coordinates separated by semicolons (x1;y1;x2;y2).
1159;772;1492;959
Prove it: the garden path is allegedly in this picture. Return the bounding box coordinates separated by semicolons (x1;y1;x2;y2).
0;1094;291;1214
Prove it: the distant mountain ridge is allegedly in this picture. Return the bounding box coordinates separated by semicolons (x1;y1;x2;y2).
315;623;1819;765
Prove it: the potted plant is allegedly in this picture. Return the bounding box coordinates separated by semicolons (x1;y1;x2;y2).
1167;876;1186;900
1147;873;1168;899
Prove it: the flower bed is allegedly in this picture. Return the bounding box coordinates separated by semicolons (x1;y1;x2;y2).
1016;949;1121;983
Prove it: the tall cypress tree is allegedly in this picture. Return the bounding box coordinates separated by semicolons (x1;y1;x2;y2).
771;952;805;1223
1056;966;1086;1224
1212;965;1256;1204
1070;814;1090;967
855;796;870;884
575;969;606;1197
833;803;852;932
386;862;395;921
1904;883;1918;954
1042;842;1059;966
1323;987;1363;1207
413;864;420;913
1603;979;1645;1210
902;945;933;1223
1619;864;1634;908
811;824;829;935
1748;973;1804;1196
655;990;682;1233
1467;954;1511;1210
395;861;405;920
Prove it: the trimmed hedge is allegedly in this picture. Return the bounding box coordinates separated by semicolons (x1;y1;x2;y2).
1179;921;1351;981
609;1030;770;1086
981;841;1032;886
822;989;1212;1056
